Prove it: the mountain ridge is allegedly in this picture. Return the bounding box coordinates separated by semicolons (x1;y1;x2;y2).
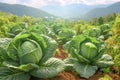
0;2;120;20
41;3;108;19
79;2;120;20
0;2;54;18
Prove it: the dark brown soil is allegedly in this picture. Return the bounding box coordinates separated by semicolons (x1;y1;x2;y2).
30;71;104;80
109;73;120;80
54;45;68;60
30;71;84;80
30;45;120;80
109;66;120;80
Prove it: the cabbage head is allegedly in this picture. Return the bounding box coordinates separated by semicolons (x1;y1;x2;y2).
80;42;98;60
7;33;44;64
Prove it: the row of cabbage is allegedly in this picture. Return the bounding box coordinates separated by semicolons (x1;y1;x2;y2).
0;21;115;80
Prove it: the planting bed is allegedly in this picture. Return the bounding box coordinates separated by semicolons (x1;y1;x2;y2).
30;46;120;80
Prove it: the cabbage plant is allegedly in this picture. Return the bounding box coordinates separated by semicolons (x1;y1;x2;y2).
8;22;27;38
57;28;76;45
83;28;101;38
0;33;65;80
0;38;12;65
99;24;112;40
64;35;114;79
27;24;55;38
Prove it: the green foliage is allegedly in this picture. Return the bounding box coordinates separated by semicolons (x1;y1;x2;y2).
99;15;120;78
83;24;112;40
105;35;119;57
0;67;30;80
8;22;27;37
57;28;76;45
99;75;112;80
100;67;112;74
72;23;94;35
0;12;43;38
20;16;41;25
83;28;101;38
27;24;55;38
90;13;116;25
114;54;120;70
0;17;9;26
113;14;120;34
98;17;104;25
105;15;120;72
99;24;112;40
0;17;9;37
100;24;111;35
115;14;120;27
50;23;64;35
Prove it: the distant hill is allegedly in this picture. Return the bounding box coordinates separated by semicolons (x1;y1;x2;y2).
41;4;107;19
80;2;120;20
0;2;54;18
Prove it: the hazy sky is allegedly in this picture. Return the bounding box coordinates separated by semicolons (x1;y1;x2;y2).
0;0;120;8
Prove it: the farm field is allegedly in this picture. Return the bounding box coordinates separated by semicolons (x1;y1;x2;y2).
0;11;120;80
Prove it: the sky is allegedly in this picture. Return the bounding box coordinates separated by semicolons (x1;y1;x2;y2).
0;0;120;8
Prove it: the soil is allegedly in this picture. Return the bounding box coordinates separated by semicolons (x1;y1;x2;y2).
109;73;120;80
54;45;68;60
30;71;83;80
109;66;120;80
30;45;120;80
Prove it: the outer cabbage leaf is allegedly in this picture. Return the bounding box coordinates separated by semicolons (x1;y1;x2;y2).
0;67;30;80
0;38;12;65
2;59;20;67
39;26;55;38
64;58;78;70
18;63;39;72
96;54;114;68
30;58;65;78
3;61;39;72
73;62;98;79
39;35;57;64
0;47;8;65
0;38;12;49
63;35;86;58
74;50;90;63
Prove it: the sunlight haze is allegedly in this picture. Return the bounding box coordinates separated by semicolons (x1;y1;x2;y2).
0;0;120;8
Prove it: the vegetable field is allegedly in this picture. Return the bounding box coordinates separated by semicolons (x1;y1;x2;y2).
0;12;120;80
